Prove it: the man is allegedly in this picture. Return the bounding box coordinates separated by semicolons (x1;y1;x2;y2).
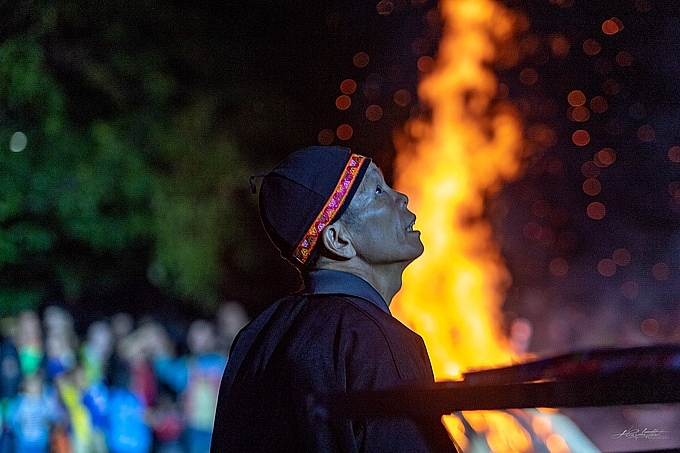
211;146;456;452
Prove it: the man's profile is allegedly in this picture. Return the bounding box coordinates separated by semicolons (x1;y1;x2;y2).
210;146;455;452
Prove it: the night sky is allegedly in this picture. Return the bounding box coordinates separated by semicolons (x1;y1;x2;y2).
494;0;680;353
233;0;680;354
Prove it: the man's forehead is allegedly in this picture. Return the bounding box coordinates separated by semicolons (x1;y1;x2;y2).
352;163;384;201
364;163;385;181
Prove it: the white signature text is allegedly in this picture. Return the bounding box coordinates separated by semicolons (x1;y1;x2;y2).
611;427;670;440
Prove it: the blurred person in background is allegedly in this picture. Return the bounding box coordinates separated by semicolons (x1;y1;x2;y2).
215;301;250;357
0;323;22;453
53;367;94;453
80;321;114;387
79;320;115;453
107;313;135;391
6;373;62;453
152;319;227;453
42;306;78;380
108;321;165;453
211;146;456;452
13;311;43;380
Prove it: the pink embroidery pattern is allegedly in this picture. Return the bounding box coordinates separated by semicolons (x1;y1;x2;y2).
293;154;367;264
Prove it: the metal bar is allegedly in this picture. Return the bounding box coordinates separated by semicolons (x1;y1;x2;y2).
311;346;680;422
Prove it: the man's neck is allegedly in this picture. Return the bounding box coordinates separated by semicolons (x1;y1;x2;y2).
316;259;408;305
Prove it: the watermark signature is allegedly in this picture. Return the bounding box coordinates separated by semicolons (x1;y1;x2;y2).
612;427;670;440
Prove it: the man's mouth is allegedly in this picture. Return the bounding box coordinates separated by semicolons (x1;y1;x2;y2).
406;220;416;232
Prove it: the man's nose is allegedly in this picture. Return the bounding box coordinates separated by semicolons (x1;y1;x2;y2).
394;190;409;207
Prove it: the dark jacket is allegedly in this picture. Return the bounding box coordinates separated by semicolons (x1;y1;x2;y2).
210;270;456;452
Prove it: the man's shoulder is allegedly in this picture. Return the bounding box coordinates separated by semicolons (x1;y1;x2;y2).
299;293;387;320
298;294;421;342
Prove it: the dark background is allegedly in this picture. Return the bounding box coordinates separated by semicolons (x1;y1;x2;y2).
1;0;679;353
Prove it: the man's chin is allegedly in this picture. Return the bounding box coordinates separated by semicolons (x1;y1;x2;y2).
405;243;425;264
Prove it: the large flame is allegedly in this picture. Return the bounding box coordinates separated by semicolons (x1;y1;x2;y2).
390;1;575;452
392;0;523;379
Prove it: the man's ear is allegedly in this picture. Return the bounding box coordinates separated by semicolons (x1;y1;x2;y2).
321;221;356;260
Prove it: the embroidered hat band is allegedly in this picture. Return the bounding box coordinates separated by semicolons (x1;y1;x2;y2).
292;154;366;263
257;146;371;268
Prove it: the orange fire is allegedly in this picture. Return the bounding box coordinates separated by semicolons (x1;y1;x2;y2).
391;0;575;452
392;0;524;380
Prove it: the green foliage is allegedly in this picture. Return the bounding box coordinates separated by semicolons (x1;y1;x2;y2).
147;98;247;305
0;1;269;315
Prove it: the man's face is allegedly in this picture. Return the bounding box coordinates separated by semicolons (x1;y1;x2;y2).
342;163;424;266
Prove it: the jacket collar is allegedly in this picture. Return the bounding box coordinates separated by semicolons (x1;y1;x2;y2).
302;269;390;314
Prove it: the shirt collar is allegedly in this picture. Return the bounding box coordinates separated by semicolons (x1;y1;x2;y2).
302;269;391;314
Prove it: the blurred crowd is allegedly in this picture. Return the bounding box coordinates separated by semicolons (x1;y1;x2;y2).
0;302;250;453
3;297;676;453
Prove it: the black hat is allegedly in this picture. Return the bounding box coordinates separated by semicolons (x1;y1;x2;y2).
258;146;371;266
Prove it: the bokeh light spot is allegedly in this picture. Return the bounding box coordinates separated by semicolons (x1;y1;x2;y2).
335;95;351;110
613;248;631;266
590;95;609;113
340;78;357;94
528;124;558;148
582;38;601;56
353;52;370;68
582;178;601;196
602;18;624;35
616;51;632;67
597;258;616;277
365;104;383;121
531;199;550;218
668;182;680;201
549;257;569;276
10;131;27;152
317;128;335;145
336;124;353;140
581;160;600;178
586;201;605;220
637;124;656;142
572;129;590;146
567;90;586;107
594;147;616;167
652;262;670;281
568;106;590;122
509;318;533;354
376;0;394;15
393;89;412;107
668;145;680;162
641;318;659;337
417;56;434;73
549;34;570;58
520;35;541;56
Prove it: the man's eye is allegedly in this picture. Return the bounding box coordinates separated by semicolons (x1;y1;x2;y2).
375;185;383;195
